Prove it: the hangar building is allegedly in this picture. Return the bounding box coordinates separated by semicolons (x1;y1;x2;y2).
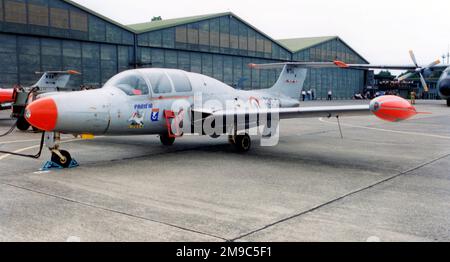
0;0;369;99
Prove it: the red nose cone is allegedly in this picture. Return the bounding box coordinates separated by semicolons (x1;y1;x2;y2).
25;98;58;131
0;89;13;103
370;95;417;122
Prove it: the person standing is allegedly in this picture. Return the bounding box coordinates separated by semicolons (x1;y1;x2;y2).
410;90;416;105
311;89;315;100
327;90;333;101
307;89;312;101
301;90;306;101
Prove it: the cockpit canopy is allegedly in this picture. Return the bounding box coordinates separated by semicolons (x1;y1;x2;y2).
104;69;192;96
105;71;149;96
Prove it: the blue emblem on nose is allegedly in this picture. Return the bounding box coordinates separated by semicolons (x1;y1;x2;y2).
151;109;160;122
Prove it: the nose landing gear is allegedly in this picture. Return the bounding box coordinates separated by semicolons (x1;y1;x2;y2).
41;132;78;171
50;149;73;168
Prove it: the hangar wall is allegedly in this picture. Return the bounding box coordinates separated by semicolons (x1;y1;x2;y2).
0;0;134;87
281;37;368;99
0;0;369;99
132;14;291;90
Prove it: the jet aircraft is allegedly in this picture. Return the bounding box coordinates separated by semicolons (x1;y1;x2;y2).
23;61;421;168
0;88;14;110
1;70;80;130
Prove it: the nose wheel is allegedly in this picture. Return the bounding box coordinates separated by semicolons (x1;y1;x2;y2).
40;132;79;170
51;150;72;168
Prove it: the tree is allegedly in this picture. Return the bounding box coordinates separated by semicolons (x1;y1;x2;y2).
378;70;393;77
151;16;162;22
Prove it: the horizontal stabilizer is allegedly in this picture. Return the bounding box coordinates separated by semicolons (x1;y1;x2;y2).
248;61;342;70
249;61;450;71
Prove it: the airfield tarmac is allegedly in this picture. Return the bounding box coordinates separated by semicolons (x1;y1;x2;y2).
0;99;449;242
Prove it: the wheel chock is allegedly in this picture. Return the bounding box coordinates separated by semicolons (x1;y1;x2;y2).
40;161;63;171
68;159;79;168
40;159;79;171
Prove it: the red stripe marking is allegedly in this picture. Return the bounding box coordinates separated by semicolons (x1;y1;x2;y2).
150;95;192;101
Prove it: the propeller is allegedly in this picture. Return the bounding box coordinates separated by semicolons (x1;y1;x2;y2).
410;50;419;67
396;50;441;92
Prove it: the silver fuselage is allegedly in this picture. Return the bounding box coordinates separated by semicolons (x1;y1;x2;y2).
45;68;300;135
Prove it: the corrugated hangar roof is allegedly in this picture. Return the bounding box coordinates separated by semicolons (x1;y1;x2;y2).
127;12;292;51
128;12;230;33
61;1;367;62
278;36;369;63
63;0;134;32
277;36;338;52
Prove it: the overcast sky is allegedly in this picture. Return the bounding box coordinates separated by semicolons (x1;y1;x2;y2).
74;0;450;66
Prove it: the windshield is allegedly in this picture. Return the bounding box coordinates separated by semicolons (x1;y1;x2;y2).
105;71;149;96
147;71;173;94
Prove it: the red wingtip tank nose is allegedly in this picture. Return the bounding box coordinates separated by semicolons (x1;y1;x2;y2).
333;60;349;68
370;95;418;122
0;89;14;103
25;98;58;131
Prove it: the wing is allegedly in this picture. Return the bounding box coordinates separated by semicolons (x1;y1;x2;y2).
207;105;371;120
344;63;450;70
249;62;341;69
193;95;419;134
344;64;418;70
194;105;371;133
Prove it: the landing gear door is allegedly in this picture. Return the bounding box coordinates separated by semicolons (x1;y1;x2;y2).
164;70;194;136
166;100;192;136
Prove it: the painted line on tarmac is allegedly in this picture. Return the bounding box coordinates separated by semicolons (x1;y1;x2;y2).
0;138;42;145
33;170;50;174
318;117;450;140
0;181;228;241
0;135;76;145
0;138;79;160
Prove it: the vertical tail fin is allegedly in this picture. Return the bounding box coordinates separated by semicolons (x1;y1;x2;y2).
32;70;81;92
267;65;307;100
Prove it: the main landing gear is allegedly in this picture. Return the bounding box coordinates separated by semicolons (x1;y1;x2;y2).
160;133;175;146
228;133;252;152
41;132;78;170
16;116;30;131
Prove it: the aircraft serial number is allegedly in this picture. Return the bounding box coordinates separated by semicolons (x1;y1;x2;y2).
220;246;271;257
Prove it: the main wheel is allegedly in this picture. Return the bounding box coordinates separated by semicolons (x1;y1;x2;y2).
51;150;72;168
233;134;251;152
160;134;175;146
210;134;221;139
228;135;235;145
16;116;30;131
31;125;41;132
447;99;450;107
